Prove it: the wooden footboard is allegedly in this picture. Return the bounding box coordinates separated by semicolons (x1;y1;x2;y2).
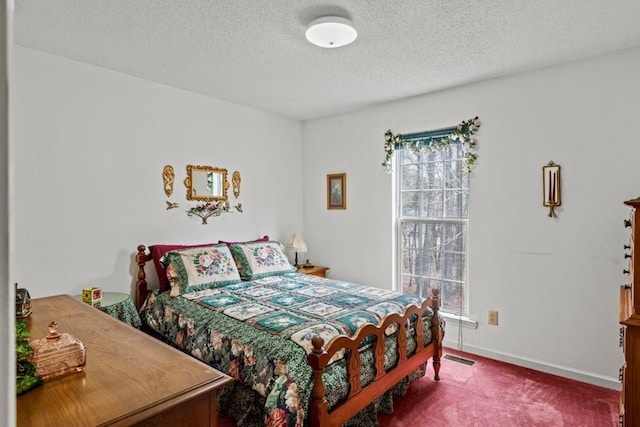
134;244;442;426
307;292;442;427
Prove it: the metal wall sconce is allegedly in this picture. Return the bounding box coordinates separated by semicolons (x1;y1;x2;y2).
542;161;561;218
162;165;175;197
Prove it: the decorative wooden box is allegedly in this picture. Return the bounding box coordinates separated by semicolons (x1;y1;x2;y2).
82;287;102;308
28;321;86;381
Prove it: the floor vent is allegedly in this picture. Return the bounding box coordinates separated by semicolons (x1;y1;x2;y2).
443;354;476;366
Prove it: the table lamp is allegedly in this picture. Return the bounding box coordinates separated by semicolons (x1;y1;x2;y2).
288;233;307;268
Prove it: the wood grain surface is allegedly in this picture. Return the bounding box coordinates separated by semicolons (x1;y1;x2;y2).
17;295;232;427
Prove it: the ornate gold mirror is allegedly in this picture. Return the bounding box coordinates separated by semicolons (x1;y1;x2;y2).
184;165;229;202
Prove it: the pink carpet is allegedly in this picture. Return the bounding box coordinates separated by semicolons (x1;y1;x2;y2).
378;347;619;427
220;347;619;426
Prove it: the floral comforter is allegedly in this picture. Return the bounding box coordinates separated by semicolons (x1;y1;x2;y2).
139;273;439;426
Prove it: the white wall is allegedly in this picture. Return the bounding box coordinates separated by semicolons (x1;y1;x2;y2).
303;46;640;388
10;46;304;299
1;2;12;425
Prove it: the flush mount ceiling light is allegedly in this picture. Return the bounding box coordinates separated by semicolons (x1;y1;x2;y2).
305;16;357;48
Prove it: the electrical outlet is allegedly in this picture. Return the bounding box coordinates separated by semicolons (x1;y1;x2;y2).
488;310;499;326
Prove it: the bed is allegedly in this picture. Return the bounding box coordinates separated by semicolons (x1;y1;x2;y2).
134;240;443;426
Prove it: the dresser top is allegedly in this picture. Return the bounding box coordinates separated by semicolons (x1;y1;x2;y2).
17;295;232;426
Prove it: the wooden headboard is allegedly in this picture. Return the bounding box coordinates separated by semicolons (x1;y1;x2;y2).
135;245;152;309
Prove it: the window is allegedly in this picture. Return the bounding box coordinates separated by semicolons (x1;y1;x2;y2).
396;132;469;315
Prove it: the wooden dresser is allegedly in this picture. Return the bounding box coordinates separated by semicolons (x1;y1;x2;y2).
621;199;640;426
17;295;233;427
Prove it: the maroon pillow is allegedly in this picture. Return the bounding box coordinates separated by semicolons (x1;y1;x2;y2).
218;235;269;246
149;243;215;292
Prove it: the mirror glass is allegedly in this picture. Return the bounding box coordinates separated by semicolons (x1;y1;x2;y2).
185;165;229;202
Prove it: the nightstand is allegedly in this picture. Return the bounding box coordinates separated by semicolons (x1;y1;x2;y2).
296;265;330;278
75;291;141;328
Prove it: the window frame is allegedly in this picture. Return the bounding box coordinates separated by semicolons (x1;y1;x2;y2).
394;138;470;316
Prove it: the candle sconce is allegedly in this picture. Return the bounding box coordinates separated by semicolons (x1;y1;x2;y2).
542;161;561;218
162;165;175;198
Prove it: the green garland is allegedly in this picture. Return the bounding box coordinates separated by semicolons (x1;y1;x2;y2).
188;201;230;215
16;321;42;395
382;116;481;174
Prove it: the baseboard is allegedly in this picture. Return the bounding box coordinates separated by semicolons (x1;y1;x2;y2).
442;340;621;390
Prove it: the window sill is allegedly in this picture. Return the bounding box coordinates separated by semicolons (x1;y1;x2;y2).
440;312;478;329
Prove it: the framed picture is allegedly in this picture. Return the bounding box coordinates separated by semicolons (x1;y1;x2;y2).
327;173;346;209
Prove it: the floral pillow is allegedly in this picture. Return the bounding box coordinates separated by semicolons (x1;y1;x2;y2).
149;242;216;292
160;244;241;297
229;241;295;280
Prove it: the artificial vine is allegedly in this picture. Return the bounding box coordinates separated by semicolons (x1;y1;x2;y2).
382;116;481;174
16;321;41;395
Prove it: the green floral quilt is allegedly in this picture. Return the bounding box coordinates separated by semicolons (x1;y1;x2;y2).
139;273;440;426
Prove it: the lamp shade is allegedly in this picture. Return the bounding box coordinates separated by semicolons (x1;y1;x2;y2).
305;16;357;48
288;233;307;252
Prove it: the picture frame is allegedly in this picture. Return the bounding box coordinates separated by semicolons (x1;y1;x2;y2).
327;173;346;210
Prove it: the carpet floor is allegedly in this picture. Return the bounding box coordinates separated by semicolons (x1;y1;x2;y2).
378;347;619;427
219;347;620;426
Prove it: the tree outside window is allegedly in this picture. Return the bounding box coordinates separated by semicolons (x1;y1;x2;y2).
397;143;468;315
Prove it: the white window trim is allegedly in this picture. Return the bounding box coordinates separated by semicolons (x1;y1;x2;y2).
393;142;470;316
440;311;478;329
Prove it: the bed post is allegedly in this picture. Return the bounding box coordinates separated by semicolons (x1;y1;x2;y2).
136;245;150;309
307;336;330;427
430;288;442;380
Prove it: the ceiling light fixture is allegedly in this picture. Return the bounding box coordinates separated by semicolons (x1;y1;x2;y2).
305;16;357;48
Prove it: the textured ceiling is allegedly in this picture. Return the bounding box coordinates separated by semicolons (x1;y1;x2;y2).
13;0;640;121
